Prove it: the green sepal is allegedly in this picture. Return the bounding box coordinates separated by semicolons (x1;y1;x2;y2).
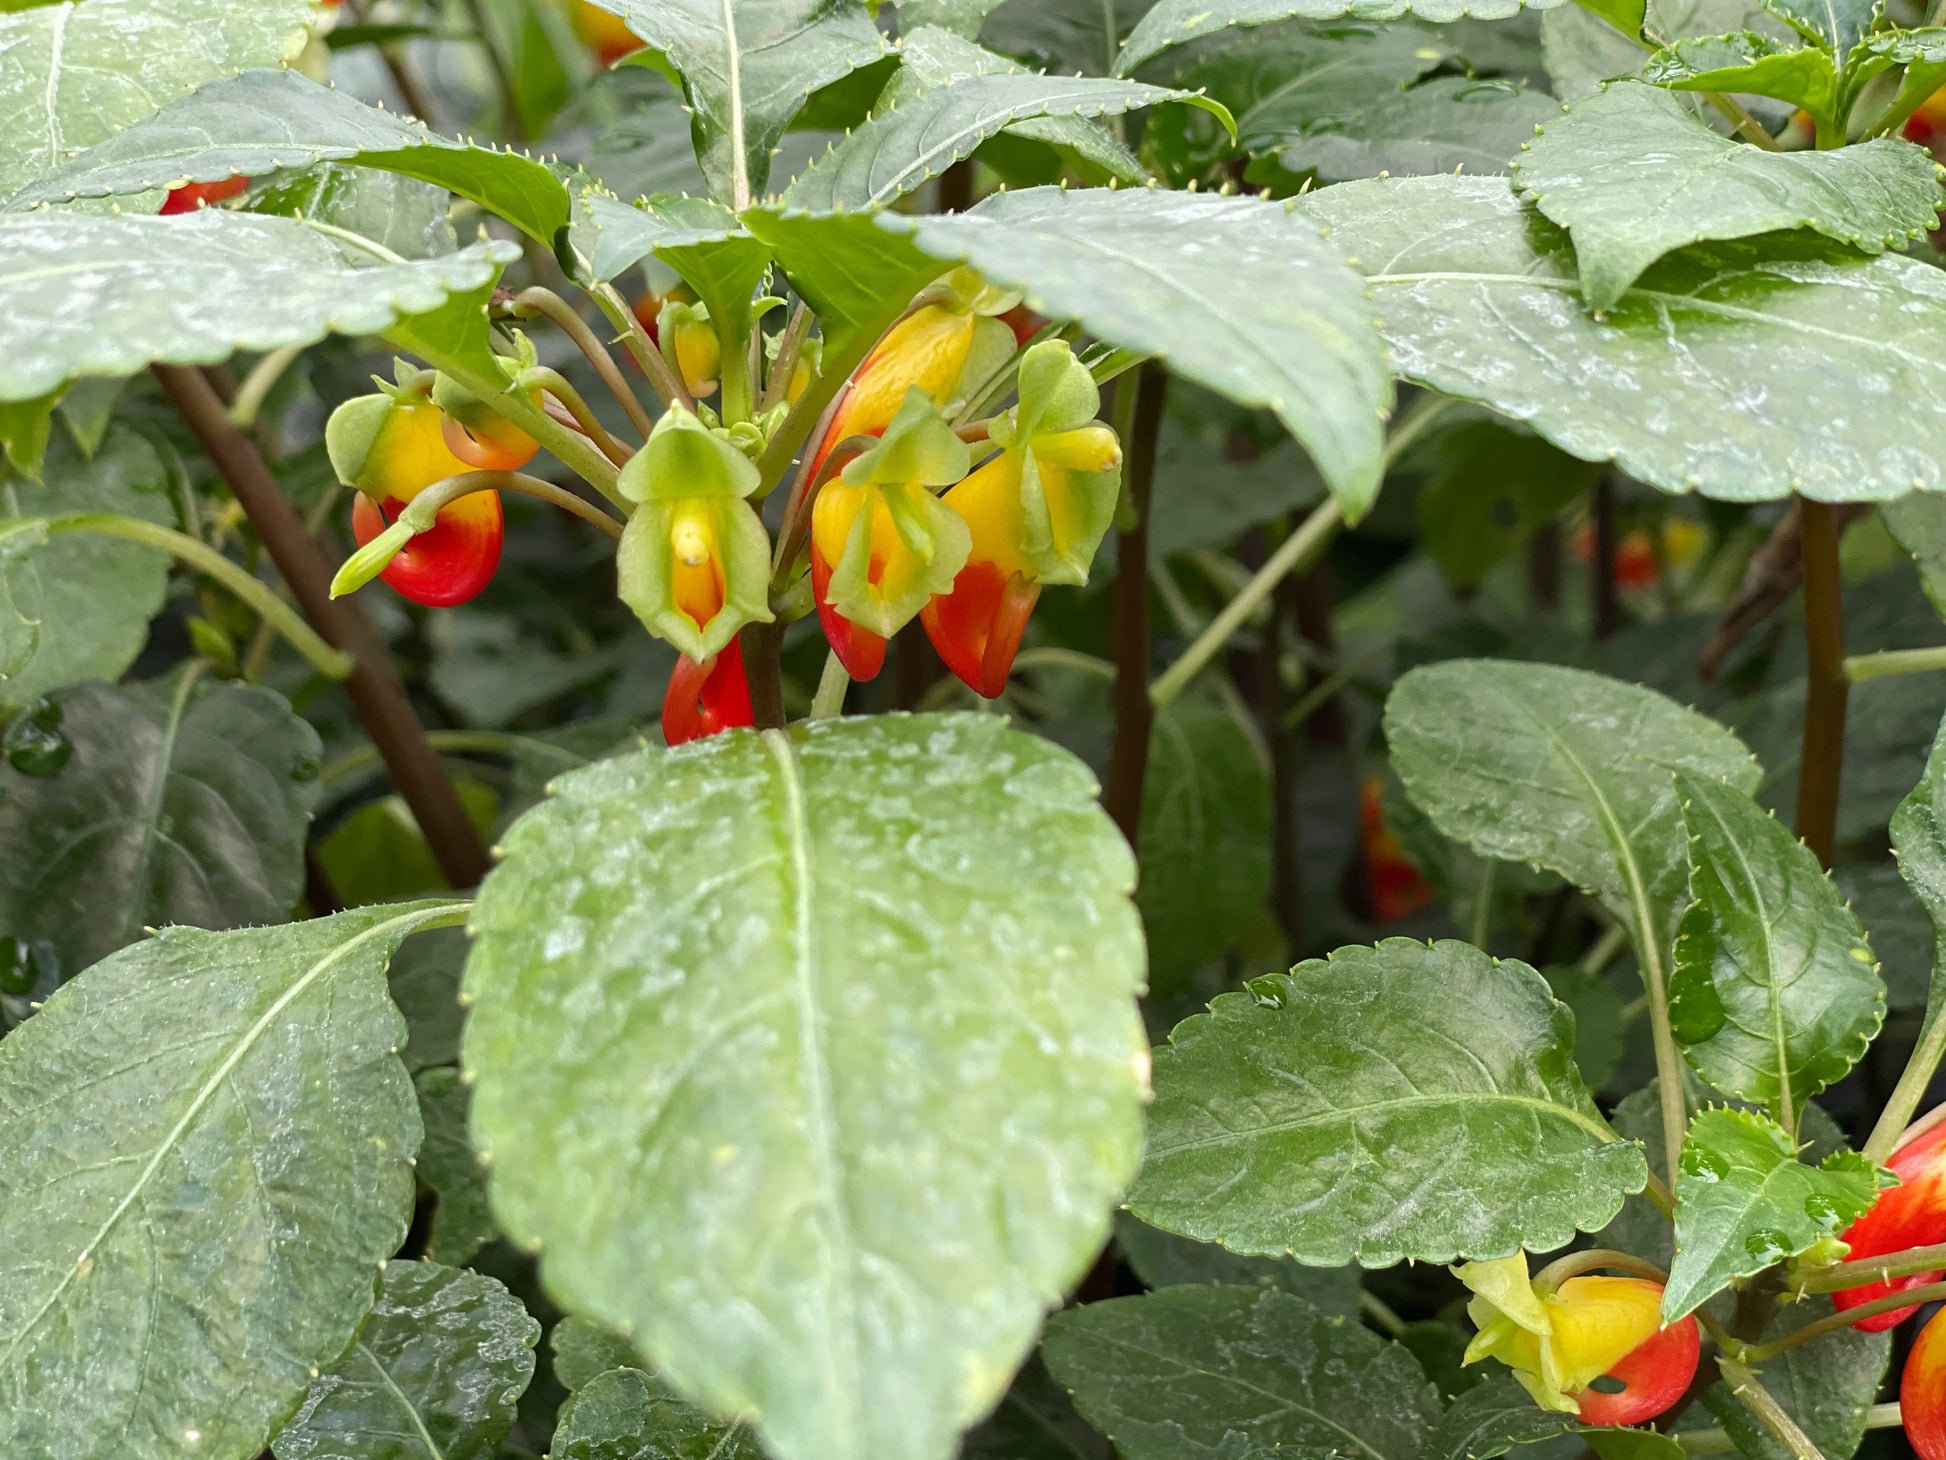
616;494;774;661
824;481;971;638
324;393;394;493
993;340;1123;587
615;406;761;506
330;517;415;598
946;316;1019;417
841;388;970;490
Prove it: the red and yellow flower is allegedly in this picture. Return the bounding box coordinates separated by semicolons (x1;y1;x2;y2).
569;0;642;65
1832;1117;1946;1330
662;636;756;746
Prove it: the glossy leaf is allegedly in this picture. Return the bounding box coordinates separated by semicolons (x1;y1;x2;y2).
0;211;515;405
272;1259;539;1460
1512;82;1941;309
782;72;1222;211
1670;770;1885;1113
1663;1107;1888;1321
1699;1299;1891;1460
0;902;463;1460
415;1068;496;1266
575;190;751;284
463;715;1148;1460
0;427;174;709
250;163;460;261
1041;1285;1442;1460
9;69;571;245
1263;75;1557;181
1308;173;1946;502
1385;660;1758;954
0;674;323;975
0;0;313;202
1137;693;1272;997
550;1367;764;1460
1427;1376;1687;1460
1643;33;1840;120
1129;938;1647;1266
895;0;1014;33
584;0;890;203
1117;0;1564;73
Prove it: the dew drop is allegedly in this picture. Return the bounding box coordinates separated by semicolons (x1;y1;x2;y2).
4;699;70;777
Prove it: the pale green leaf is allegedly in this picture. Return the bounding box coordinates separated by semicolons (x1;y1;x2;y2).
1662;1107;1888;1321
574;190;750;284
1306;174;1946;502
1699;1299;1890;1460
1642;32;1840;120
895;0;1013;32
249;163;459;261
0;388;56;479
1117;0;1565;74
1512;81;1940;309
0;211;515;404
0;427;174;708
8;69;571;244
1426;1376;1687;1460
415;1068;496;1266
782;72;1221;210
0;0;313;203
0;901;464;1460
271;1259;539;1460
1541;0;1774;100
550;1367;764;1460
586;0;890;203
462;716;1148;1460
1263;75;1558;181
0;672;323;976
742;208;946;365
1385;659;1758;952
1041;1285;1442;1460
1670;770;1885;1113
1128;938;1647;1266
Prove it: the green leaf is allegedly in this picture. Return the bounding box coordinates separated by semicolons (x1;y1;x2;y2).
781;72;1224;211
743;208;947;366
550;1367;765;1460
1129;937;1647;1266
1307;173;1946;502
885;186;1391;516
0;211;516;405
1662;1106;1888;1321
0;0;313;203
0;389;56;479
0;427;174;709
1698;1299;1890;1460
1416;421;1599;590
1758;0;1873;53
1426;1376;1687;1460
1541;0;1764;99
1261;75;1558;181
1885;493;1946;621
0;673;324;976
1146;388;1324;559
1114;1211;1363;1315
1512;82;1940;310
575;190;754;284
1840;861;1932;1009
550;1317;638;1394
7;69;572;245
895;0;1014;33
1890;710;1946;1045
962;1356;1114;1460
1117;0;1564;74
249;163;460;261
1643;32;1840;120
588;0;890;204
389;925;468;1073
1041;1285;1442;1460
1138;692;1272;997
0;901;464;1460
415;1068;497;1266
271;1259;539;1460
1670;770;1885;1114
463;716;1148;1460
1385;659;1758;956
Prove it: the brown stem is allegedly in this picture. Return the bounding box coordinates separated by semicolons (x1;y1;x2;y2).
1796;499;1849;869
1104;364;1168;846
1593;476;1621;641
1529;520;1562;611
743;620;787;731
154;365;493;890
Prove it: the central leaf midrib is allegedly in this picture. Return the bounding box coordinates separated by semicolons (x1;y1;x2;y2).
359;1340;447;1460
1147;1088;1618;1157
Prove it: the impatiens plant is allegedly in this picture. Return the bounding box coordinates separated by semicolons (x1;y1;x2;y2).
17;0;1946;1457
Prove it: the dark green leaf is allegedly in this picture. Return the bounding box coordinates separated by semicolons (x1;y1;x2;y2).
1129;938;1647;1266
415;1068;497;1266
0;427;174;709
741;209;946;365
550;1367;764;1459
895;0;1014;33
272;1259;539;1460
1426;1376;1687;1460
1890;710;1946;1047
1264;76;1558;182
389;925;468;1073
316;782;500;907
588;0;891;203
1670;771;1884;1113
1663;1107;1888;1320
8;69;572;245
1512;82;1939;309
1117;0;1563;73
1416;421;1598;589
981;0;1162;77
463;716;1148;1460
1114;1211;1363;1314
550;1317;638;1394
1308;174;1946;502
0;211;515;406
0;902;464;1460
962;1355;1114;1460
1041;1285;1442;1460
1699;1299;1890;1460
0;673;324;975
574;191;750;284
1839;862;1932;1009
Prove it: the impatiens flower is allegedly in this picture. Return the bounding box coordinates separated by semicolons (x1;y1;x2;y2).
432;353;541;472
1833;1117;1946;1330
570;0;642;64
1459;1254;1700;1425
659;300;723;400
663;637;755;746
920;340;1121;698
1905;1308;1946;1460
1360;777;1434;922
811;389;971;682
616;407;774;662
349;490;502;607
160;177;247;214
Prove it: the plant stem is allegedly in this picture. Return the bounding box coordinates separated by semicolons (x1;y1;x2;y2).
521;367;635;467
1796;499;1849;869
393;470;625;543
1532;1248;1670;1288
1846;645;1946;682
1582;922;1630;976
1;513;352;681
1793;1240;1946;1293
809;651;849;720
1717;1357;1826;1460
1865;1009;1946;1163
1012;647;1117;680
228;345;305;429
742;621;788;731
511;288;659;441
154;364;493;890
321;728;591;788
1104;364;1169;846
592;282;694;414
1359;1290;1409;1338
1747;1280;1946;1360
758;303;813;416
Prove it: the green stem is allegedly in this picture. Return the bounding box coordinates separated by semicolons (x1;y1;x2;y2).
758;303;813;416
1845;645;1946;682
1793;1239;1946;1293
512;287;660;440
809;651;850;720
521;366;634;467
1864;1010;1946;1163
228;345;305;428
1359;1290;1409;1338
1532;1249;1668;1290
2;513;352;680
1011;647;1116;681
1717;1358;1825;1460
1746;1281;1946;1361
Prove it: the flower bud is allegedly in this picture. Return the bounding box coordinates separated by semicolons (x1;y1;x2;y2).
432;360;541;472
660;300;723;399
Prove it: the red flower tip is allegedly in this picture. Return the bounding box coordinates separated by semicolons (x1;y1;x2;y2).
350;490;503;608
1906;1309;1946;1460
1573;1311;1701;1426
663;637;755;746
809;533;887;682
160;177;248;215
1834;1118;1946;1330
920;560;1039;700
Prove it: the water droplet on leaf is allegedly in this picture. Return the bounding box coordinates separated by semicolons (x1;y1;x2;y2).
5;699;70;776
